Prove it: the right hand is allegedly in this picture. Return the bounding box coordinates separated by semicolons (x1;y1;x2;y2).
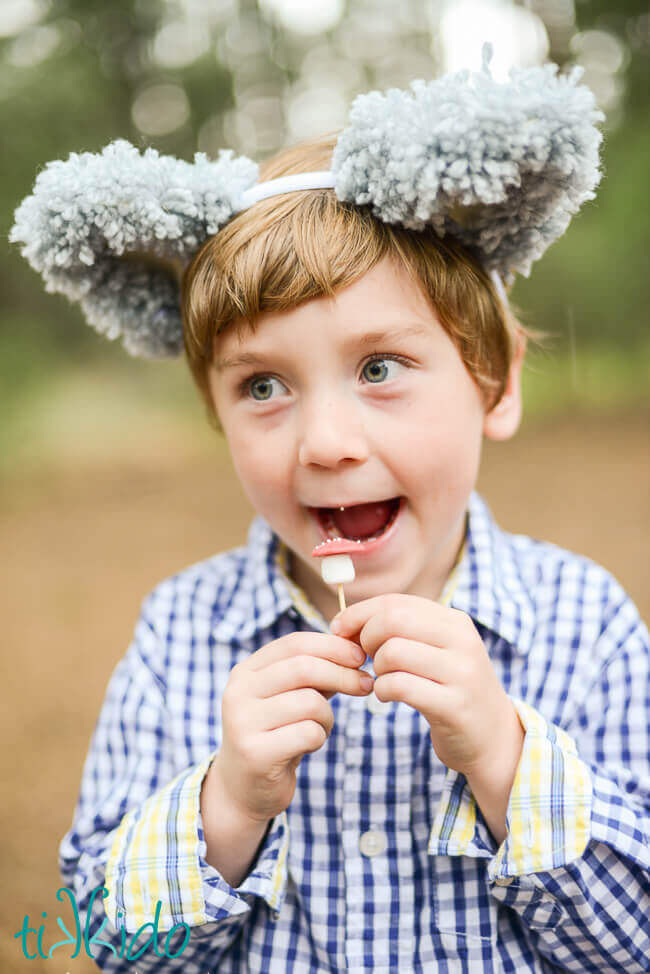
210;631;372;824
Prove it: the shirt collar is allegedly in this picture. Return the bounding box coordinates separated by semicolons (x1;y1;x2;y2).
211;516;297;643
213;491;536;655
451;492;537;655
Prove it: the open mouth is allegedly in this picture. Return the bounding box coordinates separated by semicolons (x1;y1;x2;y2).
311;496;403;544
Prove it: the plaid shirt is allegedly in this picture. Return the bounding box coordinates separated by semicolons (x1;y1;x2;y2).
59;491;650;973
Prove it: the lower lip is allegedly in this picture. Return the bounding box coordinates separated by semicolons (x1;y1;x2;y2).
312;497;406;558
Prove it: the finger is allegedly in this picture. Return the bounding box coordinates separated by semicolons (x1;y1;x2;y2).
254;654;374;699
373;637;456;685
374;670;454;719
334;595;467;658
244;631;365;672
264;720;330;764
260;687;335;735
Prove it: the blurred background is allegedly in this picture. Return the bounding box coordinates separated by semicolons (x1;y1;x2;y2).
1;1;648;970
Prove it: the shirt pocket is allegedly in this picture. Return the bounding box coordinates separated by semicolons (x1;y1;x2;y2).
430;850;497;944
426;774;499;947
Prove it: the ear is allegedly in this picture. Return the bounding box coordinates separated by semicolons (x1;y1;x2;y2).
482;332;526;441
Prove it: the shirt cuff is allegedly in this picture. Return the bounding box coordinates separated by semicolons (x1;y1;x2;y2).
427;770;497;860
488;698;592;881
104;752;289;932
427;698;592;878
198;808;289;921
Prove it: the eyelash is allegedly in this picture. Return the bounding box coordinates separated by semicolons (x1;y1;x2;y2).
237;353;412;400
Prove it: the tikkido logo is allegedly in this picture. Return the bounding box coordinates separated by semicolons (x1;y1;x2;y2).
14;886;191;962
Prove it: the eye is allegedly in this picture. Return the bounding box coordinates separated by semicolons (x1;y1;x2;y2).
244;375;288;401
361;354;409;384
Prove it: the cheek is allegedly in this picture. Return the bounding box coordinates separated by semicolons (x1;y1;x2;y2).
224;423;291;509
386;390;484;486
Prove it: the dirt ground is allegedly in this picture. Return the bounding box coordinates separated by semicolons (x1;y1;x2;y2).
1;407;648;973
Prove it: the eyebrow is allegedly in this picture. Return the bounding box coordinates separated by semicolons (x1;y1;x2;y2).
214;324;430;372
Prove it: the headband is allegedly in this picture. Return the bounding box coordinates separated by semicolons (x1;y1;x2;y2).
10;46;603;358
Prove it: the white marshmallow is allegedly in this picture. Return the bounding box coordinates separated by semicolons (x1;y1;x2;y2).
320;554;355;585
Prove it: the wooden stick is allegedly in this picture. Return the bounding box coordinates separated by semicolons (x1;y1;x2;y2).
337;584;346;612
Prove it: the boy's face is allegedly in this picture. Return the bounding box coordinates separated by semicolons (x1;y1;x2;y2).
209;256;523;620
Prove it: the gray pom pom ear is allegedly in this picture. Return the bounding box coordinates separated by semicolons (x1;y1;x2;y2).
10;140;258;358
331;50;604;280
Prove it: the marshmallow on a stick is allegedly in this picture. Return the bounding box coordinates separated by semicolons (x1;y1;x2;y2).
311;537;357;611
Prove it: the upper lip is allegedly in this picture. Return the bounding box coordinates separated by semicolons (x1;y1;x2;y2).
304;496;401;510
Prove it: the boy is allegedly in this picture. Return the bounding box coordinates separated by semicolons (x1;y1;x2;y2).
12;65;649;973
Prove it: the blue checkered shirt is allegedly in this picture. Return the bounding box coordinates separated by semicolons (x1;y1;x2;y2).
59;491;650;972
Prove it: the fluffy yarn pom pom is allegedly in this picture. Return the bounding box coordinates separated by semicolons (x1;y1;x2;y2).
10;141;258;357
332;51;604;279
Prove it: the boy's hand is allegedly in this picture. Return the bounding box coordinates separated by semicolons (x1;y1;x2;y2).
212;632;373;825
331;595;524;783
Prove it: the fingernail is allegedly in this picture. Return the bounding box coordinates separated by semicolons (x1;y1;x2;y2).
353;645;366;663
330;618;342;634
360;674;374;690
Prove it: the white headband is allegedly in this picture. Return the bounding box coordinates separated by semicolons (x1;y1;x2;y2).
237;170;336;209
236;170;509;304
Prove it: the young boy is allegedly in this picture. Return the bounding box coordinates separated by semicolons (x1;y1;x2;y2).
12;66;649;973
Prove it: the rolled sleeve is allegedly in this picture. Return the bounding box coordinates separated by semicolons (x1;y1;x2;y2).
488;697;592;882
492;628;650;973
199;808;289;921
105;754;290;931
427;697;592;870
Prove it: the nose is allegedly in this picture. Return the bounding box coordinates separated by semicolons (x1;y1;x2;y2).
297;393;369;468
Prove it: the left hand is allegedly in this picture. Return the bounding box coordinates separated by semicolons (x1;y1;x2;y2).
331;594;524;780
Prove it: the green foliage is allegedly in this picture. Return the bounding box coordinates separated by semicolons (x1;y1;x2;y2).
511;109;650;347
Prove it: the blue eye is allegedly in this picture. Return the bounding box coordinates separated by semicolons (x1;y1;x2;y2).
240;354;410;401
247;376;287;401
361;355;407;383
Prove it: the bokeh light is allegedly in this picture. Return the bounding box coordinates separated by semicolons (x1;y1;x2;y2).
152;19;211;68
259;0;344;36
570;29;627;112
131;83;190;136
285;80;348;141
0;0;49;38
7;22;60;66
437;0;549;76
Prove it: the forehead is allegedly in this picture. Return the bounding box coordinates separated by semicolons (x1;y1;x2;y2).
213;256;439;371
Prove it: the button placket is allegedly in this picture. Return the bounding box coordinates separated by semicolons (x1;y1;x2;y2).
341;694;370;960
342;698;426;967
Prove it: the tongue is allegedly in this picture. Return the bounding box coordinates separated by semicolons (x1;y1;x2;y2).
331;500;396;540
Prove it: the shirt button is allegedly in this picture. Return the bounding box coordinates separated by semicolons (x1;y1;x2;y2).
367;691;391;715
359;830;387;857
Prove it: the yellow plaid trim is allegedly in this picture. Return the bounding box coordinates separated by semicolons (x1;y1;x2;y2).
490;699;592;879
275;544;329;630
429;698;592;874
439;533;466;608
428;768;479;856
267;812;290;911
105;753;214;932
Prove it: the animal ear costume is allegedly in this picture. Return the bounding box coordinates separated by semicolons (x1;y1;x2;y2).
11;46;604;358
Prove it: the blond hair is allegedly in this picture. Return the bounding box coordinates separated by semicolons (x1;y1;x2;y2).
182;134;543;430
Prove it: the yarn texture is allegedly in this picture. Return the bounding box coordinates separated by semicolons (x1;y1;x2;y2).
11;49;604;358
332;51;604;280
10;141;258;356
